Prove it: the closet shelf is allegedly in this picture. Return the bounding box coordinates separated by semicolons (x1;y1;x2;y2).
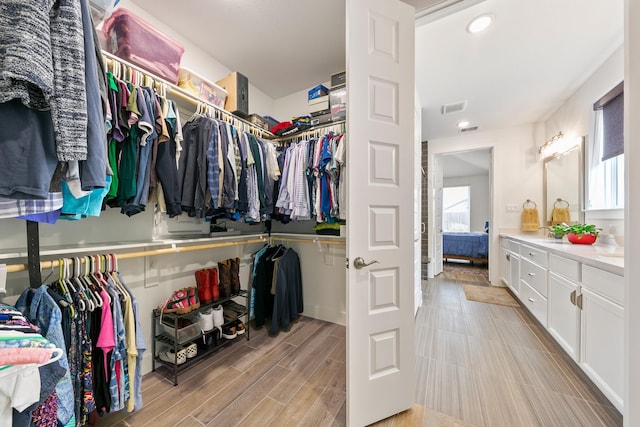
101;51;273;138
265;120;346;142
153;290;248;318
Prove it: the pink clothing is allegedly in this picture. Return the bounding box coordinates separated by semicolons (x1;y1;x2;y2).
0;347;54;365
96;289;115;375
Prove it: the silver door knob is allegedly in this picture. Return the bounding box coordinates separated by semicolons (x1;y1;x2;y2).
353;257;379;269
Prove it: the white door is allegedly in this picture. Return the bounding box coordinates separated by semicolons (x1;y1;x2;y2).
432;154;444;275
346;0;415;425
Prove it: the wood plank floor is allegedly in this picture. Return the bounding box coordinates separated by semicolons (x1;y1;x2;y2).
102;275;622;426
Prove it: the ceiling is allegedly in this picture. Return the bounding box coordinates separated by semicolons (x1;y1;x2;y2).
129;0;623;140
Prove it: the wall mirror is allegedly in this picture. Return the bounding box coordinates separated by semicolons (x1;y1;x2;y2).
543;136;585;225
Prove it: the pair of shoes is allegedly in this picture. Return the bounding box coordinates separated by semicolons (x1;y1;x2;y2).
217;258;241;297
233;319;246;335
159;348;187;365
185;343;197;359
222;323;237;340
195;268;220;304
158;287;200;314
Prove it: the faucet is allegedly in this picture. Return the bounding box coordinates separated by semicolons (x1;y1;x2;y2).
538;226;553;238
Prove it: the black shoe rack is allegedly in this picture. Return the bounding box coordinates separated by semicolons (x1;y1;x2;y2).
151;289;250;386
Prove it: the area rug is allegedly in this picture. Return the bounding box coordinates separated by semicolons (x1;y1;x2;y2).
462;284;520;307
443;262;489;284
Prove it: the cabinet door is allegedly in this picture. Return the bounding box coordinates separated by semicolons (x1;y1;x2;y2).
547;272;580;360
500;247;510;287
580;288;624;411
509;253;520;296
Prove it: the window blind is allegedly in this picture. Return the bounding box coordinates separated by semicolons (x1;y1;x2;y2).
594;81;624;161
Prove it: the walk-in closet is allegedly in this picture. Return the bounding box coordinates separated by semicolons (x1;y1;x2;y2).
0;0;418;425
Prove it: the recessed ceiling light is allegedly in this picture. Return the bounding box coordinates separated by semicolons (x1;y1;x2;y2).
457;121;470;128
467;14;493;33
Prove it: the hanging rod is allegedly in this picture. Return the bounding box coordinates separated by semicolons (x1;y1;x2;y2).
101;51;273;138
271;236;345;246
3;234;346;274
4;237;267;274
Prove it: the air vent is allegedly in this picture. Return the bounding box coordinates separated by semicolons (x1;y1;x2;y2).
441;100;467;115
459;126;478;133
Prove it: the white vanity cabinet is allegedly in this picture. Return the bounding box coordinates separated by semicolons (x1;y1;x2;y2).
579;265;624;411
519;243;548;327
547;254;581;360
500;235;624;411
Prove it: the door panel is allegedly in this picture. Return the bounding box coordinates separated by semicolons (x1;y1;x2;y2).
346;0;415;425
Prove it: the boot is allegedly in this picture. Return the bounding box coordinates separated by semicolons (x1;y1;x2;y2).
209;267;220;300
230;257;241;295
195;269;212;304
217;260;231;298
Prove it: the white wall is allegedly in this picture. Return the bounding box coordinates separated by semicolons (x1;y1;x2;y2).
428;124;541;284
109;0;275;117
271;80;333;124
544;45;624;238
443;173;490;233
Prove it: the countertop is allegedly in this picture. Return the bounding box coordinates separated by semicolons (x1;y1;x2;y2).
500;233;624;276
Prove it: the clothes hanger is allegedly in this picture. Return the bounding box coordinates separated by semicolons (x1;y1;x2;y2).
69;257;86;312
108;253;129;301
79;255;99;310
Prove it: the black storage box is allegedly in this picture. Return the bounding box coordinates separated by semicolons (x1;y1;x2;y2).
248;114;270;131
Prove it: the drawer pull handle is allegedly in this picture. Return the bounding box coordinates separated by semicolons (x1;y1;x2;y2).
528;252;535;256
577;293;583;310
527;273;535;277
528;297;535;302
506;253;511;261
570;290;577;305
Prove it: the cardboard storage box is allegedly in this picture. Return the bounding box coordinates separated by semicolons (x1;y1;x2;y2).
308;84;329;101
330;71;346;88
216;71;249;116
103;8;185;84
309;95;330;115
248;114;270;131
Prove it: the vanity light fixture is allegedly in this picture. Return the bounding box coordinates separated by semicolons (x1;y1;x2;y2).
467;14;494;34
538;131;580;159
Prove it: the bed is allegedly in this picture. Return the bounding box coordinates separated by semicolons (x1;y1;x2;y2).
443;232;489;263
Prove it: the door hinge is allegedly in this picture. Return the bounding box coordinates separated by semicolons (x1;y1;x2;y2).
345;257;349;269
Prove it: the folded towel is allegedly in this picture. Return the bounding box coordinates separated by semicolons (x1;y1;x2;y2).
551;207;571;225
521;207;540;231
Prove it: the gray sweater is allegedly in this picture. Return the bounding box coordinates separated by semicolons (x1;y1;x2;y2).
0;0;88;161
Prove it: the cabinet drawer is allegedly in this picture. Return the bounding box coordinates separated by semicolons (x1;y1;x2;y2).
520;243;548;268
508;240;520;253
520;257;548;297
520;280;548;327
549;253;581;282
582;264;624;306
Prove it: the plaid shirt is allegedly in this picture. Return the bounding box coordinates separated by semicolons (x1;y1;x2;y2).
0;193;63;220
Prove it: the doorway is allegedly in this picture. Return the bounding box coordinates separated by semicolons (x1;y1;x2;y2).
432;148;493;281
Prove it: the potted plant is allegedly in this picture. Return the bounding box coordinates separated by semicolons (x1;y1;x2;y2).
550;223;602;244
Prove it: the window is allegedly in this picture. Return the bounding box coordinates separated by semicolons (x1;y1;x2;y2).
443;186;470;231
587;83;624;210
